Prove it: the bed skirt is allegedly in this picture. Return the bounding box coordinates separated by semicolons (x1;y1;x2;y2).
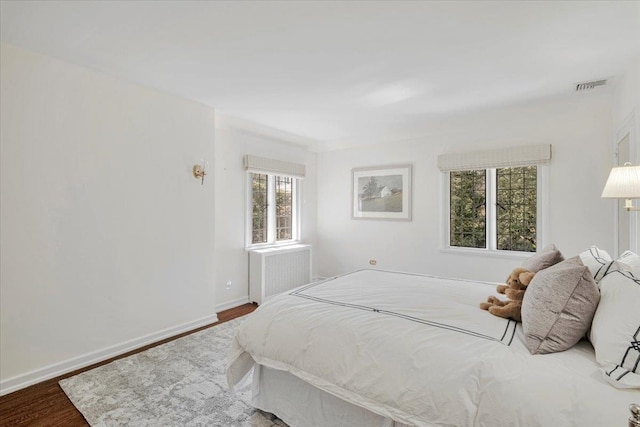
252;364;414;427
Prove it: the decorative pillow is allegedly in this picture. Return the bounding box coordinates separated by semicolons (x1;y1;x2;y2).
521;256;600;354
589;261;640;389
618;250;640;274
578;246;612;284
521;243;564;273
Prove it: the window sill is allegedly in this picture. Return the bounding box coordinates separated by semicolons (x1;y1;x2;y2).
245;241;305;252
440;247;532;260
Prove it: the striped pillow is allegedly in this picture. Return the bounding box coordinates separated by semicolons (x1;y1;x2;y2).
589;261;640;389
618;250;640;274
579;246;612;284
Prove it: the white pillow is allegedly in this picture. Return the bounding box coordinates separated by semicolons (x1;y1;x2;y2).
589;261;640;389
618;250;640;274
579;246;612;285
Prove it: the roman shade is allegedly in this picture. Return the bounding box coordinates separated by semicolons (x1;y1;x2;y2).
437;144;552;171
244;155;306;178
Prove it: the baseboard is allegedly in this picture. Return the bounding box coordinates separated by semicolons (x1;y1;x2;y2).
0;312;219;396
312;276;327;282
215;296;250;312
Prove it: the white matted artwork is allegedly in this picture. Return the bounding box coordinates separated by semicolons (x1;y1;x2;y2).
352;164;412;220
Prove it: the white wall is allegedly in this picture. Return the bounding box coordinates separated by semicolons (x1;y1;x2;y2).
214;117;317;310
612;54;640;130
0;44;217;394
316;91;614;281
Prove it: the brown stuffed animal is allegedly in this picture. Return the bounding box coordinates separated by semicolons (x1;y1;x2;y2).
480;267;535;322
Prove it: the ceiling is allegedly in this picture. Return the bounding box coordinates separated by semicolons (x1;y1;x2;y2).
2;1;639;150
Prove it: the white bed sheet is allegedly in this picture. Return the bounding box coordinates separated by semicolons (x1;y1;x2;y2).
228;269;640;426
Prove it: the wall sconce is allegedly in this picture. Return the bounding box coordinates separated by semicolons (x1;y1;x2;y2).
601;162;640;211
193;159;207;185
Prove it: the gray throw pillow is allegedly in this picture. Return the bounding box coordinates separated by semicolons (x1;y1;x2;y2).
521;243;564;273
521;256;600;354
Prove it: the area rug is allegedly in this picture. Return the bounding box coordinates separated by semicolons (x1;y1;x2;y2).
59;316;287;427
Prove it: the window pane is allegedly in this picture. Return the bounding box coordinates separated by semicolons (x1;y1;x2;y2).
251;173;268;244
496;166;537;252
275;176;293;241
450;170;486;248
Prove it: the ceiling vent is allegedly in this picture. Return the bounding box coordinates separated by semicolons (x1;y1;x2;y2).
575;79;607;91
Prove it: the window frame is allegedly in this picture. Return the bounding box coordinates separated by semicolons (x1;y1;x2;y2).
245;172;301;249
441;164;548;258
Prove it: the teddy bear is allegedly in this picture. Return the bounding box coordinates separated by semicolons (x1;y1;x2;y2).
479;267;535;322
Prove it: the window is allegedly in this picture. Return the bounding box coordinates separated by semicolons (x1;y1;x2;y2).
251;173;269;244
449;170;487;249
448;166;539;253
249;172;298;246
275;175;294;241
244;155;306;247
438;144;550;254
495;166;537;252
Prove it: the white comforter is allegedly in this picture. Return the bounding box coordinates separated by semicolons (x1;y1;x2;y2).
228;269;639;427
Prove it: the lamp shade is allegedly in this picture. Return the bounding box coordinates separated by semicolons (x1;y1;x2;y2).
601;164;640;198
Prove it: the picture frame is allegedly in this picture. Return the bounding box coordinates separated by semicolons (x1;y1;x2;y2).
352;164;412;220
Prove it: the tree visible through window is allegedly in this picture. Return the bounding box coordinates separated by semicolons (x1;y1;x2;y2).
496;166;537;252
450;170;486;248
449;166;537;252
251;173;268;244
275;176;293;240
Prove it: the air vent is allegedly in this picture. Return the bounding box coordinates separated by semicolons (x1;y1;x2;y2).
575;79;607;91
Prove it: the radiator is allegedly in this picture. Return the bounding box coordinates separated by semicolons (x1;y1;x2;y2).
249;244;312;305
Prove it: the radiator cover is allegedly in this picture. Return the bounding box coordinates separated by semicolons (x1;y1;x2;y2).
249;244;312;305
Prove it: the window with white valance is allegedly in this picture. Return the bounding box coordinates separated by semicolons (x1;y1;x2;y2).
439;145;550;254
244;155;305;247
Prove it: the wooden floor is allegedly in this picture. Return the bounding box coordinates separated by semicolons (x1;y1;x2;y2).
0;303;257;427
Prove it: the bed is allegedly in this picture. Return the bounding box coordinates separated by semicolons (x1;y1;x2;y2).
227;269;640;427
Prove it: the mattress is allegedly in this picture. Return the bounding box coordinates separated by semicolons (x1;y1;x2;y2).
228;269;640;426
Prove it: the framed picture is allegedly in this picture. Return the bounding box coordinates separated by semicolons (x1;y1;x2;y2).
352;164;412;220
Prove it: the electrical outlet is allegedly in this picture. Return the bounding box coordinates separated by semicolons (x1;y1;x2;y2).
226;280;232;290
369;259;377;265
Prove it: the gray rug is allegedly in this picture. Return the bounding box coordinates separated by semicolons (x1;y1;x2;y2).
59;316;287;427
